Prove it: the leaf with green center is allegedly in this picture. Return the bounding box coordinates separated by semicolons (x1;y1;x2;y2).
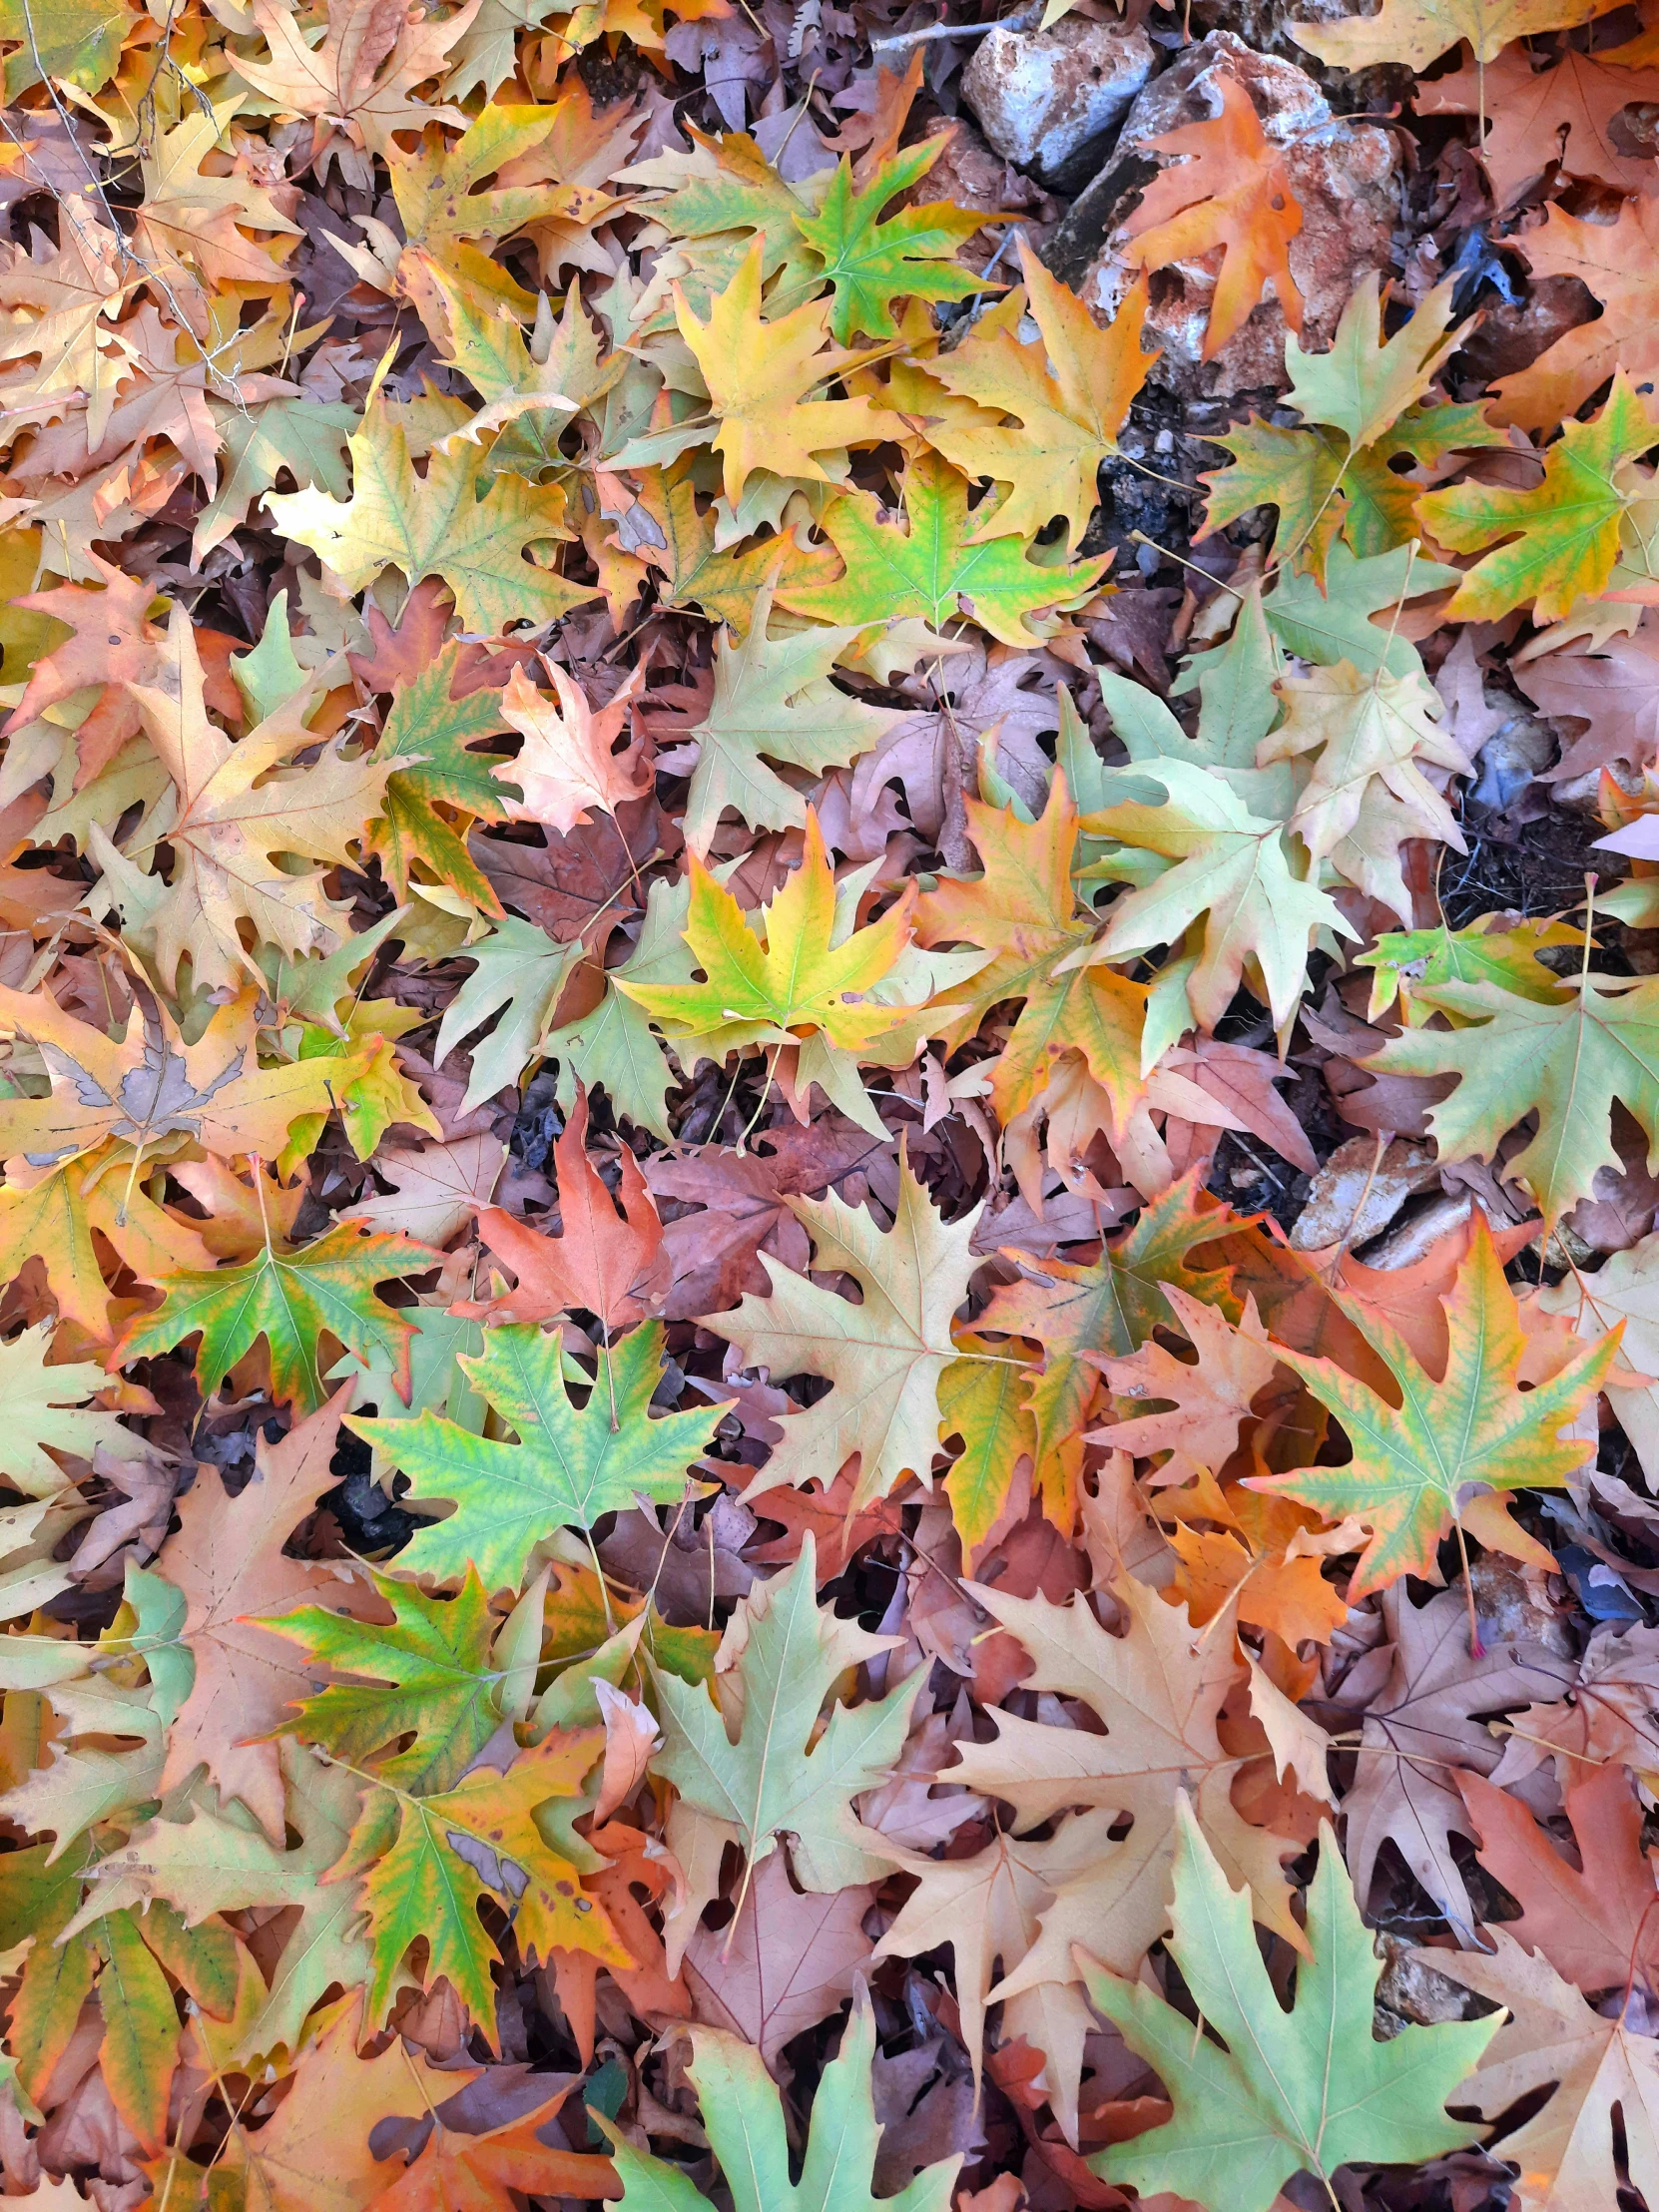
651;1535;922;1893
1260;541;1461;677
777;450;1110;648
335;1727;631;2031
268;399;590;636
913;772;1147;1125
793;140;986;343
915;241;1156;546
1356;912;1581;1022
1084;1798;1497;2212
1248;1216;1617;1599
678;584;900;855
1284;275;1464;450
1416;373;1659;621
974;1175;1236;1533
0;0;130;97
600;1994;959;2212
113;1224;440;1415
351;1320;724;1592
255;1565;510;1796
1364;967;1659;1221
544;875;685;1141
702;1147;980;1511
618;809;919;1055
1083;755;1355;1030
365;639;516;911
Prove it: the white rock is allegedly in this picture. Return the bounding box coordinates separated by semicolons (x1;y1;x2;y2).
962;16;1156;193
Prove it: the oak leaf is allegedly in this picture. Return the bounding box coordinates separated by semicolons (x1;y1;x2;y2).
234;0;474;157
497;655;650;836
1485;198;1659;429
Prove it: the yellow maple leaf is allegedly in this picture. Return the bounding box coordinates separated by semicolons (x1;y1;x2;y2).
673;236;898;507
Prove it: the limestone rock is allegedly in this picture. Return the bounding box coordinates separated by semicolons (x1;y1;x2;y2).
961;15;1156;194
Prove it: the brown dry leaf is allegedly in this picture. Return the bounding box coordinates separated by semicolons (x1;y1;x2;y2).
683;1850;874;2073
1334;1581;1566;1937
1459;1761;1659;1991
466;1082;668;1329
154;1382;379;1842
339;1134;506;1247
1515;621;1659;781
1092;1286;1280;1481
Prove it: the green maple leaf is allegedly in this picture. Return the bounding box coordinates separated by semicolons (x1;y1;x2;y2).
114;1225;439;1415
1366;965;1659;1220
1250;1217;1617;1598
268;399;592;636
365;640;516;910
1260;541;1461;677
1085;754;1354;1029
1086;1797;1497;2212
1356;912;1582;1022
433;915;586;1117
679;585;899;855
352;1320;724;1592
543;875;687;1142
793;142;985;343
256;1566;509;1796
777;451;1110;649
1417;371;1659;622
600;1996;960;2212
650;1535;922;1893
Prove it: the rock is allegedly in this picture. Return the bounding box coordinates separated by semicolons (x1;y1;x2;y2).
961;15;1156;194
1073;30;1401;398
908;117;1059;274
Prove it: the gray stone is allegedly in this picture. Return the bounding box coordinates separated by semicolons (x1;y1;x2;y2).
961;15;1156;194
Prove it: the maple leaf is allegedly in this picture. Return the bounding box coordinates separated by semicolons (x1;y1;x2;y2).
619;809;919;1055
387;102;567;269
1117;77;1304;358
914;772;1147;1126
149;1384;373;1843
116;612;397;992
648;237;896;508
0;980;370;1178
432;914;587;1116
1098;1284;1280;1476
874;1811;1119;2138
949;1573;1306;1946
1365;963;1659;1221
269;396;589;636
1485;197;1659;429
1250;1218;1617;1598
652;1535;919;1899
670;584;900;855
351;1320;723;1591
114;1221;440;1415
778;449;1110;648
1459;1762;1659;1992
974;1175;1236;1533
0;1149;210;1344
0;0;130;100
1419;42;1659;199
1337;1581;1565;1938
125;100;300;297
1416;1929;1659;2212
338;1726;630;2028
496;655;650;837
601;1997;960;2212
702;1144;979;1511
793;139;985;343
1082;753;1356;1030
1417;373;1659;622
367;2084;618;2210
362;638;515;911
234;0;474;156
1357;910;1582;1023
682;1849;873;2073
913;241;1155;546
466;1079;668;1329
1085;1799;1496;2212
0;1321;148;1496
258;1564;526;1797
1291;0;1622;71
